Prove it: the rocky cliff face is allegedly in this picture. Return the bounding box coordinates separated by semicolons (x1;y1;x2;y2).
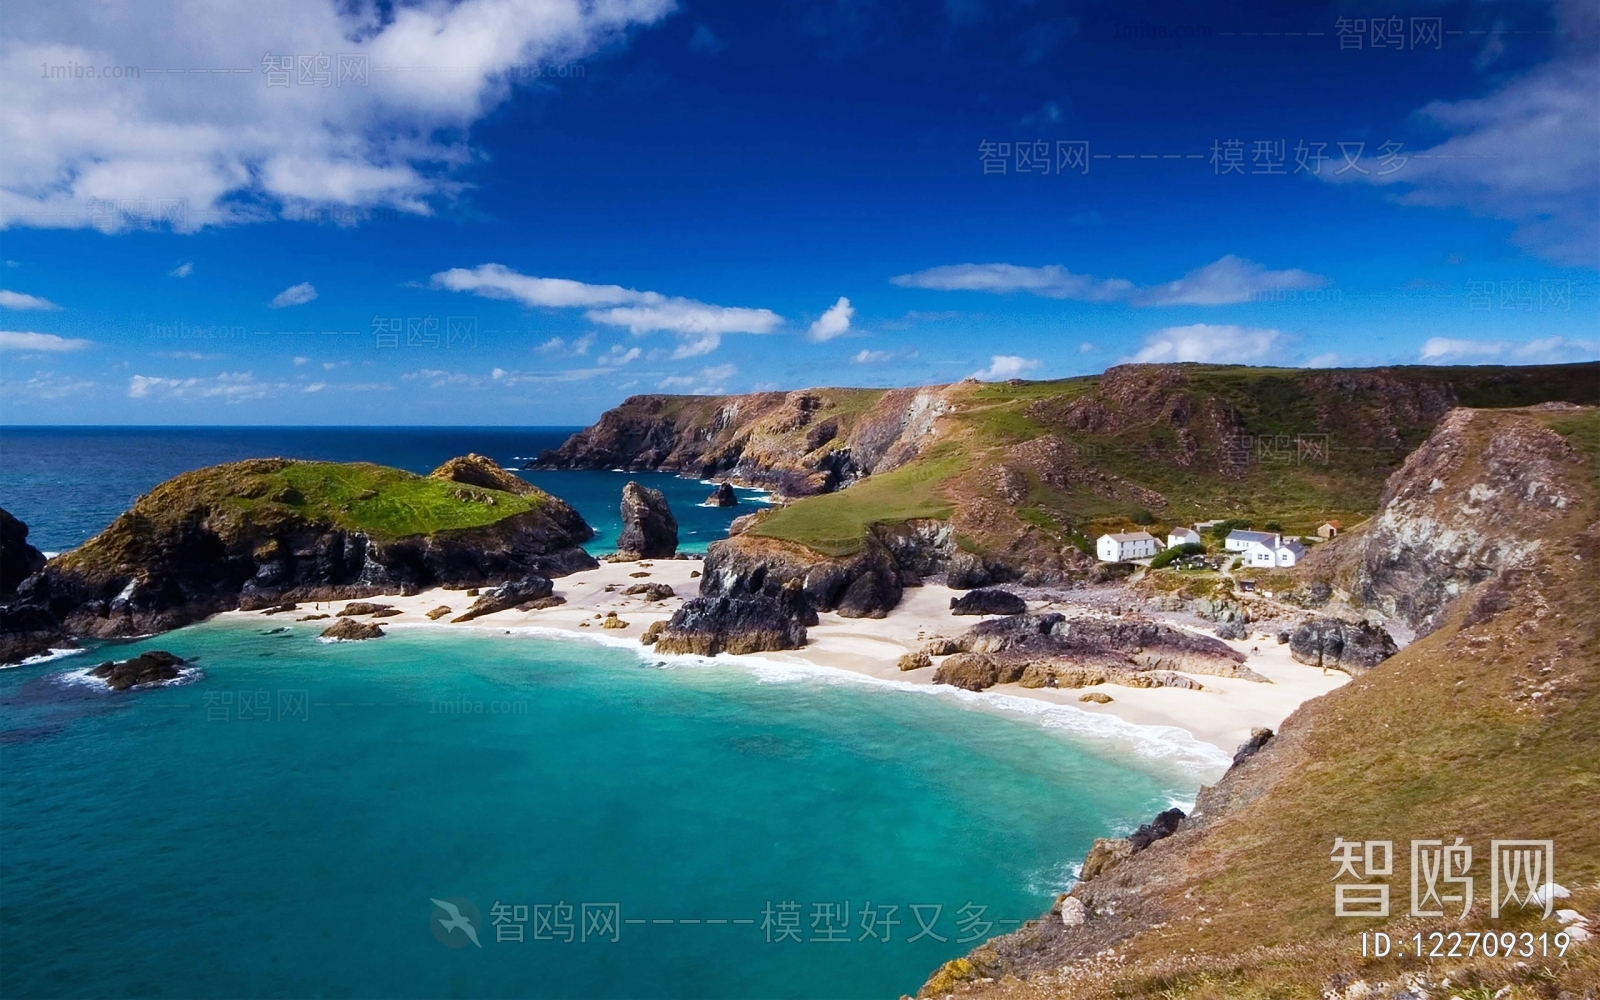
699;533;903;618
529;385;961;496
2;458;597;653
1342;404;1589;633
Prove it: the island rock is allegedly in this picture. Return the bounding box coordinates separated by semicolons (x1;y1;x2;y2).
321;618;385;641
705;482;738;507
89;650;187;690
616;482;678;560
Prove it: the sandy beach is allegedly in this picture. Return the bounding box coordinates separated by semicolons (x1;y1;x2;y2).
228;557;1349;757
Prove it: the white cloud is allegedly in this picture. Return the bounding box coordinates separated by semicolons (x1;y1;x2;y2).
127;371;277;401
1328;46;1599;266
597;345;641;366
971;355;1040;380
168;262;193;278
269;282;317;308
1078;342;1096;353
302;381;326;393
7;372;97;399
0;289;59;310
1;0;674;231
892;256;1327;307
537;333;596;356
1303;352;1340;368
293;356;309;365
807;296;854;341
893;263;1133;301
0;330;90;351
1132;255;1326;306
658;363;736;394
852;349;893;364
153;350;222;360
1131;324;1281;364
436;263;781;356
1418;336;1597;364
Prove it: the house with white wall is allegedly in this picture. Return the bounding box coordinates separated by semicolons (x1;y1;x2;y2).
1225;529;1306;567
1097;531;1160;563
1167;527;1201;548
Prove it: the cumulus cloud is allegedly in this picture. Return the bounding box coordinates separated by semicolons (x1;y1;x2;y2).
1323;0;1598;266
435;263;781;357
971;355;1040;380
807;296;854;341
0;330;90;351
893;263;1133;301
1132;255;1326;306
127;371;277;401
658;363;736;394
1131;324;1281;364
0;289;59;310
269;282;317;308
892;256;1325;307
1;0;674;231
1418;335;1596;364
537;333;596;356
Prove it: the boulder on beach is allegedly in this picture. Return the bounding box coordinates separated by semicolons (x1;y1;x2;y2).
622;582;675;601
451;576;554;622
339;602;397;617
949;589;1027;616
89;650;186;690
897;650;932;671
1289;618;1398;673
652;595;808;656
425;606;452;620
705;482;738;507
617;482;678;560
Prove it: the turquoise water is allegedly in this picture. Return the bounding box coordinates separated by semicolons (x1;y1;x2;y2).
0;622;1212;999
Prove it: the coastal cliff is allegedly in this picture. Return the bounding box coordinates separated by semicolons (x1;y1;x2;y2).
917;404;1600;998
545;363;1600;618
0;456;596;654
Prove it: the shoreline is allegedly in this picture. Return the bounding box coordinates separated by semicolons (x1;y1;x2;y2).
221;558;1348;765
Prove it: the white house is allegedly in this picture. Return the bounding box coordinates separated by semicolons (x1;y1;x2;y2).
1225;530;1306;567
1167;527;1201;548
1097;531;1160;563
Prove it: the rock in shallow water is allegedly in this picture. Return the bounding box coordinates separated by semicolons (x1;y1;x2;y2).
321;618;384;641
704;482;738;507
89;650;186;690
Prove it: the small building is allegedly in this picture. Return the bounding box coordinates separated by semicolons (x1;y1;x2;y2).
1316;520;1341;540
1193;519;1225;533
1167;527;1201;548
1097;531;1160;563
1226;530;1305;568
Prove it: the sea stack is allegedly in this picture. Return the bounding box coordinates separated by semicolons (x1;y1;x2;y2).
0;507;47;595
616;481;678;560
705;482;738;507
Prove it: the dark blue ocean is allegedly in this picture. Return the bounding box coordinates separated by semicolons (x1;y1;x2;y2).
0;426;766;554
0;427;1220;999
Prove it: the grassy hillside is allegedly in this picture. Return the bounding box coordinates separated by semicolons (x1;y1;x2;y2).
922;406;1600;998
743;363;1600;558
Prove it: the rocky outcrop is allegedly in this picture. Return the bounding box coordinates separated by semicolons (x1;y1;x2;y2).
705;482;738;507
88;650;186;689
621;582;675;601
932;612;1259;691
1348;406;1589;632
616;482;677;560
1;508;47;595
949;589;1027;616
338;602;397;617
321;618;385;641
699;534;900;618
1288;617;1398;673
2;459;596;652
528;386;960;497
450;576;555;622
429;453;538;496
651;595;809;655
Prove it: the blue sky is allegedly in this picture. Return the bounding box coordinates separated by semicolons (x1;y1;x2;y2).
1;0;1595;424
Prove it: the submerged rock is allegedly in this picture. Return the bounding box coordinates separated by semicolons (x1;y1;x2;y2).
1289;618;1398;673
451;576;555;623
616;482;678;560
949;589;1027;616
705;482;738;507
321;618;384;641
89;650;186;690
652;595;808;656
